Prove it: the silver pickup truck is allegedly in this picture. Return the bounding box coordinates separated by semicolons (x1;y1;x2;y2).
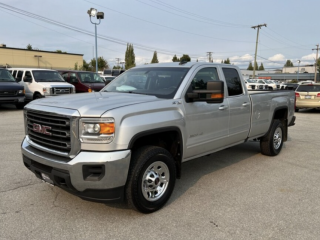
21;62;296;213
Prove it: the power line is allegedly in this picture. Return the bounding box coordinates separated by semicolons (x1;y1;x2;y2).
83;0;253;43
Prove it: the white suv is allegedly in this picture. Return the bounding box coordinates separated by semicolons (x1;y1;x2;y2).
9;68;75;101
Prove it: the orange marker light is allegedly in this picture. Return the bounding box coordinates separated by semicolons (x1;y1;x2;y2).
211;93;224;99
99;123;115;134
88;88;92;92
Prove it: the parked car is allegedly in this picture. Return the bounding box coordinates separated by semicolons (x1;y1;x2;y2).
0;68;25;109
101;75;116;85
257;79;277;90
9;68;75;101
59;70;106;93
245;79;268;90
281;83;299;90
21;62;295;213
295;83;320;112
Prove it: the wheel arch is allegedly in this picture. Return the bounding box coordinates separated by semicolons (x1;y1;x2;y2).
263;106;288;141
128;127;183;179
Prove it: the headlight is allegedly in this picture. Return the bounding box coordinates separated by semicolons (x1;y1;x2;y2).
79;118;115;144
43;87;51;95
18;90;25;94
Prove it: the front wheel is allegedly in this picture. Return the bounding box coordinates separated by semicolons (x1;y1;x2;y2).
260;119;284;156
125;146;176;213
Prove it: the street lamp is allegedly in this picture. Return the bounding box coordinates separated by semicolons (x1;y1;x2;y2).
297;60;301;83
87;8;104;73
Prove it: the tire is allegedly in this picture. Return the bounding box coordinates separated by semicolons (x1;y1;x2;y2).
34;93;42;100
295;108;299;112
125;146;176;213
260;119;284;156
15;103;25;109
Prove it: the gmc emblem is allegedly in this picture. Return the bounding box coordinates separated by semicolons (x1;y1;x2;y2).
32;123;52;135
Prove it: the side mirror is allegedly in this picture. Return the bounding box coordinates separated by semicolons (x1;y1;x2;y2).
187;81;224;103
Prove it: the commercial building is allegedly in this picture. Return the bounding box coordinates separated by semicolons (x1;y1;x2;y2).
0;44;83;70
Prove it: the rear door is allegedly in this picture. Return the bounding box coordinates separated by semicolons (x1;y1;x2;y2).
221;67;251;143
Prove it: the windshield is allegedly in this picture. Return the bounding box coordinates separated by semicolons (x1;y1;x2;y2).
78;72;105;83
101;67;189;99
32;71;65;82
247;79;257;83
296;85;320;92
0;69;16;82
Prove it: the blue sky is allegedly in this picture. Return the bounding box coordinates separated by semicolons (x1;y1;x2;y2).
0;0;319;69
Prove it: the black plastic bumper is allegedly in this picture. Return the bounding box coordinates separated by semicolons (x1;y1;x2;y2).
23;154;124;202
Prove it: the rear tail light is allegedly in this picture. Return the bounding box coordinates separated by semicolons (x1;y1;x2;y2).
295;92;300;97
317;93;320;98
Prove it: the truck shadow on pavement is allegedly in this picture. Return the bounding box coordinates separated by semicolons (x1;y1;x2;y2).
104;141;263;211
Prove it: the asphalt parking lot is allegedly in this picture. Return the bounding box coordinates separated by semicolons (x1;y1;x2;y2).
1;104;320;240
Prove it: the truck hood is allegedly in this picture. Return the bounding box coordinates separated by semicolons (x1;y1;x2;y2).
0;81;24;91
27;92;162;117
37;82;73;88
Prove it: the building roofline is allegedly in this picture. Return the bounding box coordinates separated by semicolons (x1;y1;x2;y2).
0;46;83;56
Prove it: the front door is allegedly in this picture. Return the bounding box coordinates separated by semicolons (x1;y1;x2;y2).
183;66;230;160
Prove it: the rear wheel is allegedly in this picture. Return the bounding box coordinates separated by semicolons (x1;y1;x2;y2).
260;119;284;156
295;108;299;112
126;146;176;213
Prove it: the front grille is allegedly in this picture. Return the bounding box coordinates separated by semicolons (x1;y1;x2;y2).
53;88;72;95
27;111;71;154
250;85;256;90
0;90;17;96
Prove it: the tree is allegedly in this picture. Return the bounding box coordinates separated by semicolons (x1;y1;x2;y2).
90;56;108;71
284;60;294;67
56;50;67;53
180;54;191;62
223;58;231;64
26;44;32;50
254;61;259;70
74;62;78;70
258;63;265;71
172;55;180;62
151;51;159;63
113;65;121;69
125;43;136;70
247;62;253;70
80;60;90;71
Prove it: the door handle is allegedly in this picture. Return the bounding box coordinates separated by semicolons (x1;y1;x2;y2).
219;105;228;110
242;102;250;107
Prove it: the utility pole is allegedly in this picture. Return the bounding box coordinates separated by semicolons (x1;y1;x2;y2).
251;23;267;78
115;58;120;67
312;44;319;82
206;52;213;63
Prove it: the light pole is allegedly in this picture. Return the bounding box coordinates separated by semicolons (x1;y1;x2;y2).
297;60;301;83
87;8;104;73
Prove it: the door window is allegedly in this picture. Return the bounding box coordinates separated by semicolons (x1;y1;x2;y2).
16;71;24;82
191;67;219;91
222;68;243;96
61;72;69;81
24;71;32;82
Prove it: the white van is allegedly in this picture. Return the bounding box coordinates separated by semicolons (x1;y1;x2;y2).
9;68;75;101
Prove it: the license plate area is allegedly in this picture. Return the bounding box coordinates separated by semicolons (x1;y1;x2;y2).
41;172;54;185
305;95;312;99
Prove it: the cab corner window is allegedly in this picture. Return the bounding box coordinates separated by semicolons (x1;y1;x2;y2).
222;68;243;96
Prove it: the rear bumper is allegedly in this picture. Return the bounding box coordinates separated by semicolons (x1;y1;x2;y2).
296;101;320;108
21;137;131;202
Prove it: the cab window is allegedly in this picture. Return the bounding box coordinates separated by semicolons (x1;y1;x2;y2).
222;68;243;96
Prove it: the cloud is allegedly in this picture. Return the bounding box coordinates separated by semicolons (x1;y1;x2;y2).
229;54;253;62
301;53;317;61
268;54;285;62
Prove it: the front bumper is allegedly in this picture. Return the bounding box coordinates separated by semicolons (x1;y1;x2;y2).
0;95;25;103
21;137;131;202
